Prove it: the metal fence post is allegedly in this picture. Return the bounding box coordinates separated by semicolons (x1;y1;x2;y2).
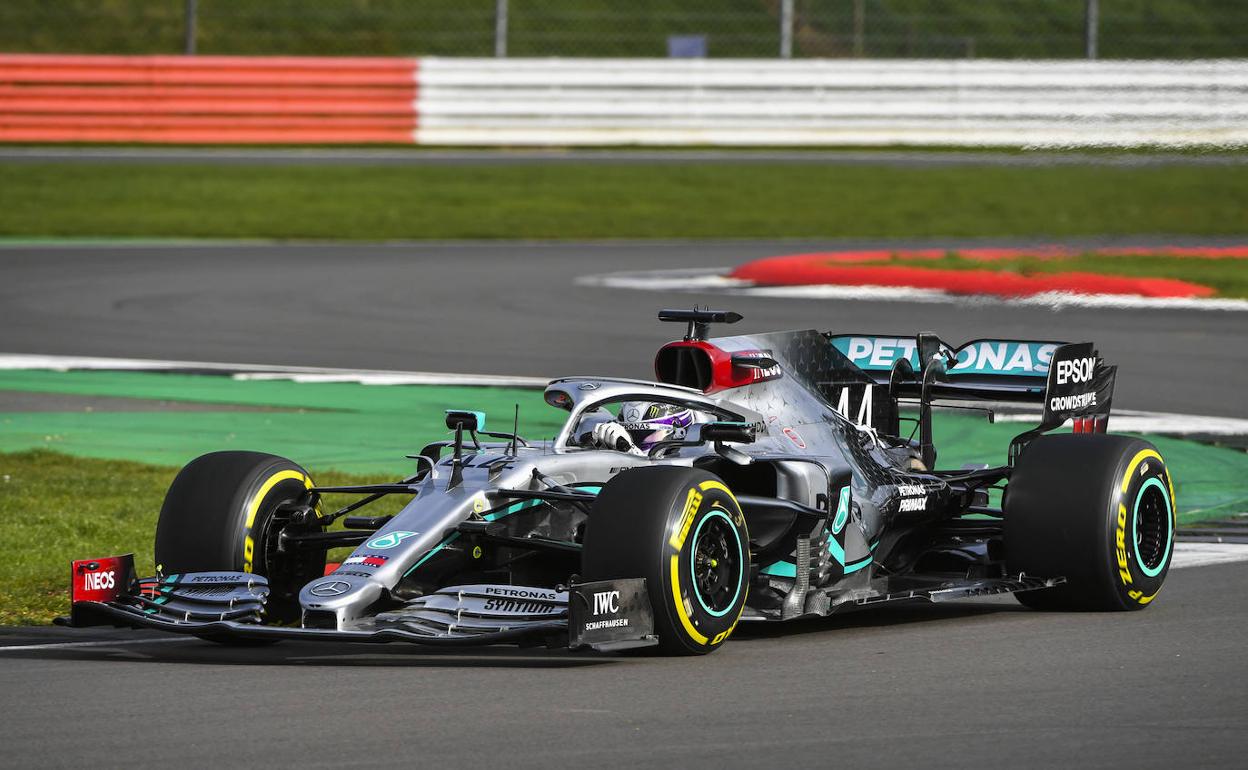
495;0;509;57
1085;0;1099;59
780;0;794;59
184;0;197;55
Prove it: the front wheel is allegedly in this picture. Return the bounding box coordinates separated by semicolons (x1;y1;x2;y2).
1005;434;1176;611
154;451;323;625
582;466;750;655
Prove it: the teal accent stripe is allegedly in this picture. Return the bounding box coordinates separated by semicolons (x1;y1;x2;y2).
760;561;797;578
831;486;850;534
482;483;600;522
689;510;745;618
1133;477;1173;578
403;533;460;577
409;482;600;578
870;540;880;552
484;498;540;521
767;543;868;578
844;556;873;574
826;532;845;565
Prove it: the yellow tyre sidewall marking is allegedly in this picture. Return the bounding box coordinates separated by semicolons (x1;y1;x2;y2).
243;470;313;573
1115;502;1133;587
667;479;748;648
669;553;709;645
669;488;702;550
1117;449;1173;606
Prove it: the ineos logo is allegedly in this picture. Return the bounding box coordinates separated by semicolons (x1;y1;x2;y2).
1056;357;1096;385
82;570;115;591
593;590;620;615
309;580;351;597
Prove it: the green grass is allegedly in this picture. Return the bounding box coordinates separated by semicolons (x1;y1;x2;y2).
3;161;1247;240
0;449;408;625
1;0;1243;58
862;253;1248;298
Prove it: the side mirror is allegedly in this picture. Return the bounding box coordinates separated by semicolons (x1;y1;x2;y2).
544;389;574;410
445;410;486;432
647;421;757;459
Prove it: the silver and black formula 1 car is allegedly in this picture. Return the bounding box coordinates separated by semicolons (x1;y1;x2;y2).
64;309;1177;655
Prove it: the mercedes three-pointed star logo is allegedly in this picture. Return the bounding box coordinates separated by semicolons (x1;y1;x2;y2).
309;580;351;597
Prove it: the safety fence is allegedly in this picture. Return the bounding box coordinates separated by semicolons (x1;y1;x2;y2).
7;1;1247;61
2;54;1245;147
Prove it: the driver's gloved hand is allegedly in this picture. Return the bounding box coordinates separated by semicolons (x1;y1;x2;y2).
591;422;637;453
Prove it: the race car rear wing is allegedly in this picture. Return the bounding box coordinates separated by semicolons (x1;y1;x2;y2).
824;334;1116;465
831;335;1060;399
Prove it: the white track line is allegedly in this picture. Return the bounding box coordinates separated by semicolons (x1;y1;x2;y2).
577;267;1248;312
1171;542;1248;569
0;353;548;388
0;637;198;652
990;409;1248;437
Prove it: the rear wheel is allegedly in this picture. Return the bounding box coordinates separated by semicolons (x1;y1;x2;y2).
582;466;750;655
1005;434;1175;611
154;451;323;625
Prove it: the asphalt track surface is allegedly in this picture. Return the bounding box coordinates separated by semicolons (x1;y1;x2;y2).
1;237;1245;417
2;238;1247;767
1;563;1245;769
2;146;1246;167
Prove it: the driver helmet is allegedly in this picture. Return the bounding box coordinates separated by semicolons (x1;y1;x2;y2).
618;401;705;450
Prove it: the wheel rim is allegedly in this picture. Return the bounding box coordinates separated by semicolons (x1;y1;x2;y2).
689;509;744;617
1133;477;1172;578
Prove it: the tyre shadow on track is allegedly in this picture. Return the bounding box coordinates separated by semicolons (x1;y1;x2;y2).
0;638;617;669
731;597;1026;642
0;598;1025;667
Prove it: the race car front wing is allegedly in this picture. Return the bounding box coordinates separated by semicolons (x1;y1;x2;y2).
60;555;658;651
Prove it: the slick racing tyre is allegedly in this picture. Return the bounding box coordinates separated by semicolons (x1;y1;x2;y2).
1005;434;1176;611
583;466;750;655
154;451;323;625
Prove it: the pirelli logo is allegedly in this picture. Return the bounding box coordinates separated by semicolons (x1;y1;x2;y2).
1116;502;1133;587
669;489;702;550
